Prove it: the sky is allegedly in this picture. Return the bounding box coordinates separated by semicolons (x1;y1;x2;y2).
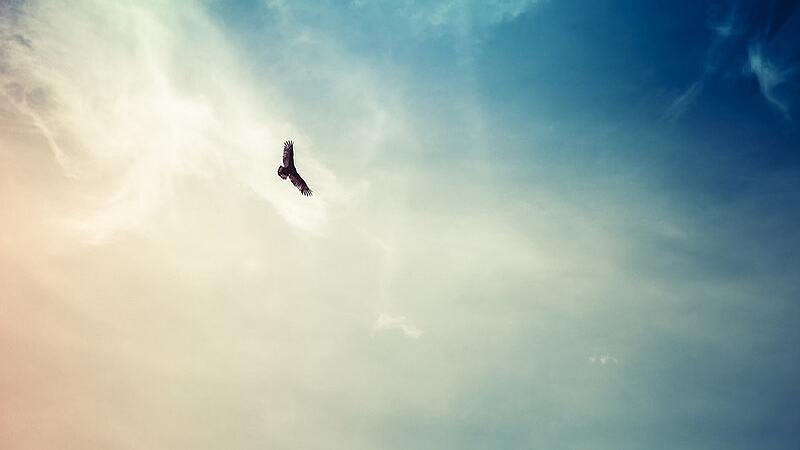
1;0;800;448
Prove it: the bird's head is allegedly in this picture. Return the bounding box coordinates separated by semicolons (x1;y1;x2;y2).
277;166;289;179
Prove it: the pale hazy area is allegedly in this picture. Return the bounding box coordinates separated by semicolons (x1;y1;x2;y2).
2;1;799;449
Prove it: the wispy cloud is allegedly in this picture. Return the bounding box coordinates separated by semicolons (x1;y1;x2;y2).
0;0;338;239
588;354;618;365
746;43;794;116
348;0;538;38
663;4;738;121
665;0;799;120
411;0;537;34
373;313;423;339
664;80;706;122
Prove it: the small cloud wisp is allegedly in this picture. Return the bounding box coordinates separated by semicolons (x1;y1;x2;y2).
373;313;423;339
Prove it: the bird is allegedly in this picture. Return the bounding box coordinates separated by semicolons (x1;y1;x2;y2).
277;140;312;196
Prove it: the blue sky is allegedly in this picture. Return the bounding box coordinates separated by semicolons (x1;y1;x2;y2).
1;1;800;448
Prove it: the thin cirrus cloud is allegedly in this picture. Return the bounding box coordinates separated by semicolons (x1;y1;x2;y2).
746;43;794;116
588;354;618;365
349;0;539;34
665;0;799;120
0;0;336;238
373;313;424;339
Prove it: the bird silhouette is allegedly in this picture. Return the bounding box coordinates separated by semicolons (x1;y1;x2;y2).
277;140;312;196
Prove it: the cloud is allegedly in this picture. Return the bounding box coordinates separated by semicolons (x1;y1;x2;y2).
0;0;336;239
347;0;538;38
662;5;739;121
746;43;794;116
411;0;536;32
588;354;618;365
665;0;799;120
373;313;423;339
664;80;705;121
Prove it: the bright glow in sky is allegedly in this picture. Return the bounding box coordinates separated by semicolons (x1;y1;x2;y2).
2;1;800;448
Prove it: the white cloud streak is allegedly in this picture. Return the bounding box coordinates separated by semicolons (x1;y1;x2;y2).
663;8;737;121
588;354;618;365
746;43;793;116
373;313;423;339
666;2;799;120
349;0;538;38
0;0;335;239
664;79;705;122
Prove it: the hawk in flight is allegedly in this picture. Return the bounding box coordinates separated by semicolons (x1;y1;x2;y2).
277;140;312;196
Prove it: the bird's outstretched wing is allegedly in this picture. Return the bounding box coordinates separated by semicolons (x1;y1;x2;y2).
288;172;312;196
282;140;295;169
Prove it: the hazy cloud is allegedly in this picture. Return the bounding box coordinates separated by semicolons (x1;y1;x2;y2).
373;313;423;339
0;0;337;238
666;0;799;119
664;80;705;121
746;43;794;115
588;354;618;365
348;0;538;38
